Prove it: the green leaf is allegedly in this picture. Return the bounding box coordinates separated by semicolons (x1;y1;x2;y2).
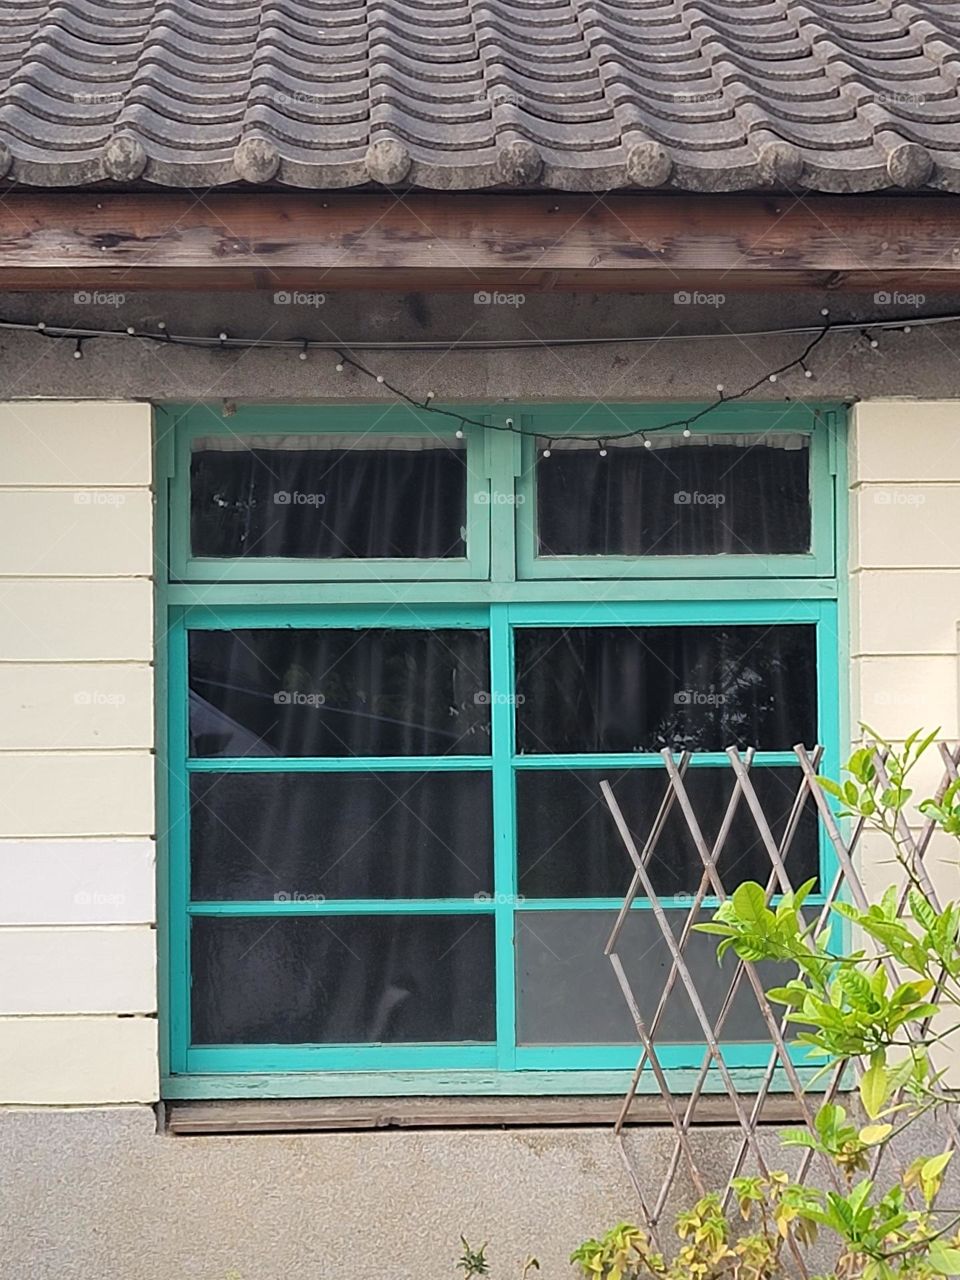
731;882;768;926
928;1243;960;1276
859;1124;893;1145
859;1063;889;1119
922;1151;953;1182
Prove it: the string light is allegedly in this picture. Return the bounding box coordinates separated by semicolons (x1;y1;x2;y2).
682;426;692;438
542;439;553;458
6;305;949;446
598;440;608;457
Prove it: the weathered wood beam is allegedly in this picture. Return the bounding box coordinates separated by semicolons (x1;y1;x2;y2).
0;193;957;292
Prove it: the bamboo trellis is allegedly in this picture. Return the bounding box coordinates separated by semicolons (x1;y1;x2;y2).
601;742;960;1272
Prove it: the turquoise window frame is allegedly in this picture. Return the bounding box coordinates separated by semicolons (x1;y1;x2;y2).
156;402;847;1100
515;403;835;580
169;403;490;582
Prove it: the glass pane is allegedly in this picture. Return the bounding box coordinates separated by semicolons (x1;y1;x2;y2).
515;624;816;754
535;434;810;556
516;909;780;1045
189;627;491;758
517;766;818;898
191;771;493;900
192;914;495;1044
191;434;467;559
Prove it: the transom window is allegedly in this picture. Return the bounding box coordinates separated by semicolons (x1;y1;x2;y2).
159;402;843;1097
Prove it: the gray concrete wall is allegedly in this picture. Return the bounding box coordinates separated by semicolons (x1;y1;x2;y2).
0;288;959;402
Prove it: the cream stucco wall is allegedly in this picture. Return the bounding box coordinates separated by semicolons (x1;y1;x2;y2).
0;401;158;1104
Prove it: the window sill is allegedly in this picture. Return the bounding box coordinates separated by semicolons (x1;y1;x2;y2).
164;1093;811;1135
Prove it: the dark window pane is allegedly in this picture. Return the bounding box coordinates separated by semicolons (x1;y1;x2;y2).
516;909;781;1045
536;434;810;556
191;771;493;900
191;434;467;559
517;766;818;898
515;624;816;754
192;915;495;1044
189;628;491;758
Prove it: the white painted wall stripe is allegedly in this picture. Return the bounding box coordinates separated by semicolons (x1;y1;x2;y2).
0;401;152;487
0;663;153;749
0;579;153;661
0;927;156;1014
0;490;152;577
0;840;156;924
0;752;155;838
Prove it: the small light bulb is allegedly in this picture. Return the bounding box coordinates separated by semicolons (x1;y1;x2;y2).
769;373;777;383
599;446;607;458
426;391;435;401
157;321;166;331
505;417;514;428
870;338;879;348
903;325;912;334
335;362;344;372
643;438;653;449
73;348;82;359
126;326;135;335
682;428;691;438
455;428;464;439
804;368;813;378
820;308;830;317
716;384;724;393
219;332;227;341
542;446;552;458
299;351;308;360
376;374;384;384
37;322;45;331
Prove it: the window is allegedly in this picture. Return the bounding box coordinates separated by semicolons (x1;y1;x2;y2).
159;402;843;1096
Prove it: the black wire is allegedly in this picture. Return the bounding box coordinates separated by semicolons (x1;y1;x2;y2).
23;312;841;442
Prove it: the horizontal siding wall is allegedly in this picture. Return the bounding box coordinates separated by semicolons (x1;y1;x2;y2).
851;401;960;1085
0;401;158;1104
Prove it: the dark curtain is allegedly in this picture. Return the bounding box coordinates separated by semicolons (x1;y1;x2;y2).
190;440;467;559
515;624;817;754
536;438;810;556
191;915;495;1045
188;627;491;758
517;766;819;898
190;770;493;901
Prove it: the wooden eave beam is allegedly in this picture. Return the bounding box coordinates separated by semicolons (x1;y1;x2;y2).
0;192;957;292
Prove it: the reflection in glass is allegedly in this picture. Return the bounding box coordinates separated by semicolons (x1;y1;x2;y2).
515;624;816;754
189;628;491;757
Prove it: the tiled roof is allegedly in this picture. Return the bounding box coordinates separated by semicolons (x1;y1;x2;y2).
1;0;959;192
